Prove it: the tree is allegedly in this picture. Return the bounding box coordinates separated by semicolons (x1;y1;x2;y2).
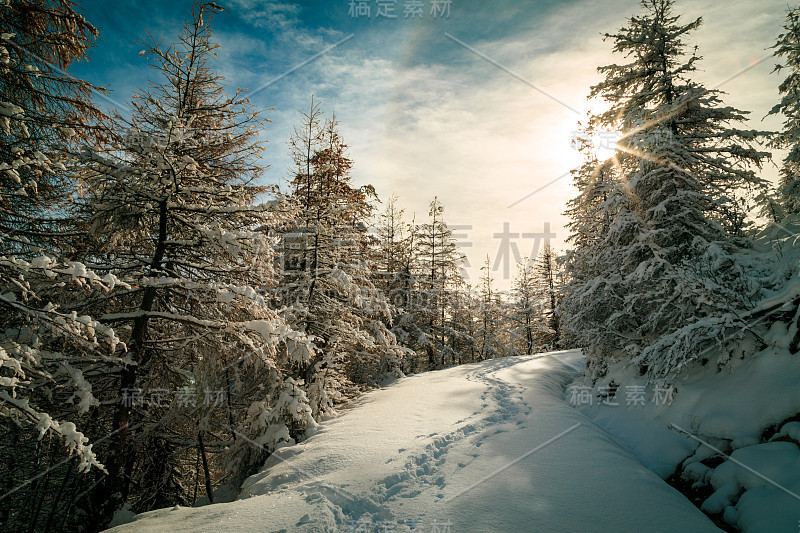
769;5;800;216
282;104;405;418
476;256;503;361
374;194;427;370
560;127;644;368
75;3;313;521
593;0;768;239
562;0;769;380
412;197;464;369
0;2;123;530
534;243;560;349
375;194;410;302
0;0;108;235
510;259;538;355
562;125;619;263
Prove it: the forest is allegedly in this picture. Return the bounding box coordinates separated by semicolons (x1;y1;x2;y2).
1;0;799;531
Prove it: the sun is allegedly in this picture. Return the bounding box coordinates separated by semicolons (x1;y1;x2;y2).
589;129;621;161
563;97;620;165
559;124;620;170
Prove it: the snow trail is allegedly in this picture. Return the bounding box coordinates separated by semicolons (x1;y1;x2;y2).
108;351;720;532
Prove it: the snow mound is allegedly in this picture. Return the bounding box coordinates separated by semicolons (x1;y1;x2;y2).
576;346;800;532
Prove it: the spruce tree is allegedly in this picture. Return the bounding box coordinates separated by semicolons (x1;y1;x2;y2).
769;5;800;215
562;0;769;380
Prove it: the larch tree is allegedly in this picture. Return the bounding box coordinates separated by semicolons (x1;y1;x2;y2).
74;3;314;521
413;196;464;369
282;105;405;420
510;258;542;355
534;242;560;349
375;194;423;370
375;194;409;303
0;2;126;530
476;255;503;361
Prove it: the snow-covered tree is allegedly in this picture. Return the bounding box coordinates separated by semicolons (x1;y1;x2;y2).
562;0;769;380
475;256;503;361
411;197;465;369
769;5;800;216
560;130;643;367
281;104;405;418
373;194;429;371
754;5;800;366
375;195;410;303
533;243;560;348
73;3;314;519
0;0;108;492
0;0;108;233
561;126;621;280
510;259;539;355
0;2;129;530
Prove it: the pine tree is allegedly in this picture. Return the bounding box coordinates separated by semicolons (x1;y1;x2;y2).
562;0;769;380
563;125;619;259
447;284;477;364
769;5;800;216
375;194;425;370
74;3;314;520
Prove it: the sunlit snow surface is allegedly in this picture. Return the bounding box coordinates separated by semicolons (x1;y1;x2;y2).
577;346;800;533
108;351;719;532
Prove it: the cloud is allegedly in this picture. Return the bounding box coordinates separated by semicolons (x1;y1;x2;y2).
261;0;787;287
261;1;627;284
76;0;792;288
224;0;302;31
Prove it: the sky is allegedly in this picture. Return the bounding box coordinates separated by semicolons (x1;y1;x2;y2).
69;0;789;289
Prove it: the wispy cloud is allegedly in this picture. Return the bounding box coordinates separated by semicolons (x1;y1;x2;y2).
225;0;302;31
71;0;789;286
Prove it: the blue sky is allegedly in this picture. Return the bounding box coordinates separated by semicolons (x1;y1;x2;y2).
69;0;788;288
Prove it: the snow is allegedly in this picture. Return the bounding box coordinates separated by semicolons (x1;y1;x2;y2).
700;441;800;532
773;421;800;443
107;351;718;532
576;346;800;532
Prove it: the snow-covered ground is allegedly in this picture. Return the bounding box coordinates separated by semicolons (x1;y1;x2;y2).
108;351;720;532
575;345;800;533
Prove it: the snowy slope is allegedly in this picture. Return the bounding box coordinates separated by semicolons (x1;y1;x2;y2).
576;346;800;532
107;351;719;532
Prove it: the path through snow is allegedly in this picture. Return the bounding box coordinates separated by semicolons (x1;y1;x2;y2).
108;351;719;532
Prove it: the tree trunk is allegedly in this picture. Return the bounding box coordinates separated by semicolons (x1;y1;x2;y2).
198;433;214;504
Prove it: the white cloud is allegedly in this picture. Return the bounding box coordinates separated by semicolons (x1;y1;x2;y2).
225;0;302;32
214;0;790;288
